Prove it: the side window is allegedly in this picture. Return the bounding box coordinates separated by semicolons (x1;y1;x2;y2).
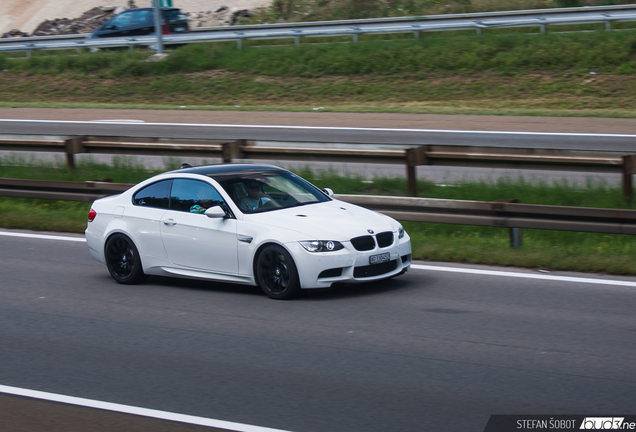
109;12;133;28
132;180;171;209
130;10;152;25
170;179;224;214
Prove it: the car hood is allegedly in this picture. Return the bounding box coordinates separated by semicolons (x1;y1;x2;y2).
247;199;396;240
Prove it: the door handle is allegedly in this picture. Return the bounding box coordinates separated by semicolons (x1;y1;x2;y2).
162;219;177;226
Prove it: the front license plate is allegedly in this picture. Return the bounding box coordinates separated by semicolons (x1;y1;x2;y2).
369;252;390;265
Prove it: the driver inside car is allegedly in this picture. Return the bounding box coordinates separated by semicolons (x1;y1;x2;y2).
238;180;271;212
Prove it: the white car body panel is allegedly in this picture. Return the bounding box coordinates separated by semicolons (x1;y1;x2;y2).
160;210;239;274
85;165;412;293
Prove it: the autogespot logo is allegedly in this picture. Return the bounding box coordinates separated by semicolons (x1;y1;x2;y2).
580;418;633;429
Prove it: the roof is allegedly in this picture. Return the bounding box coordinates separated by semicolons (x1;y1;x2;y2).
170;164;289;181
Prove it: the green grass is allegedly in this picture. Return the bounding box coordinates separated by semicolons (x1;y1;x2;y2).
2;29;636;116
1;157;635;275
0;198;91;233
4;31;636;77
2;2;636;116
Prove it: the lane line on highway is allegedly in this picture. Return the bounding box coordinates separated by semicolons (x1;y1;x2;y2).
92;119;147;123
3;230;635;287
411;264;636;287
0;384;292;432
1;118;635;137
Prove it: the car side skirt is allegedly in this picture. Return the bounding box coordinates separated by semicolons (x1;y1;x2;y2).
145;266;256;286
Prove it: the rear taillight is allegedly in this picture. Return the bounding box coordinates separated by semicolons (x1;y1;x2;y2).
162;25;171;34
88;209;96;222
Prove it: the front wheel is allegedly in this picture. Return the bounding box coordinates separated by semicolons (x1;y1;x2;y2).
105;234;146;285
256;245;300;300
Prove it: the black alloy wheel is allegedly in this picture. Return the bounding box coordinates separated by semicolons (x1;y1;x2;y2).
256;245;300;300
105;234;146;284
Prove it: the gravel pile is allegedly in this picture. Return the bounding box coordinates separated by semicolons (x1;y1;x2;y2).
29;6;119;36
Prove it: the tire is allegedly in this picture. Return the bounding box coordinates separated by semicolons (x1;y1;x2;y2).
256;245;300;300
105;234;146;285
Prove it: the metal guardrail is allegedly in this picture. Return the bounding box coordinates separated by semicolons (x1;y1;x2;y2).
2;5;636;54
342;193;636;232
3;3;633;44
2;178;636;248
0;178;133;202
341;194;636;249
2;134;636;198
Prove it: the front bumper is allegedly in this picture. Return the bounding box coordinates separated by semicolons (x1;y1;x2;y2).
288;233;412;289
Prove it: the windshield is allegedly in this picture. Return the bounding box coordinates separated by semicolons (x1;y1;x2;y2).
218;170;330;214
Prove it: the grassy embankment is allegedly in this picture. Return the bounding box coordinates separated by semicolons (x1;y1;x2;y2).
1;157;635;275
1;27;636;116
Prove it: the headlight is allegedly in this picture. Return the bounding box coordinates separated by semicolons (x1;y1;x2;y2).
398;226;405;239
299;240;344;252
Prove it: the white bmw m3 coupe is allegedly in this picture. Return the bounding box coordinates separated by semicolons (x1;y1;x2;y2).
86;164;412;299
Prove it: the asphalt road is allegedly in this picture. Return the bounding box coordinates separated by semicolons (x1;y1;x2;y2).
1;109;636;150
1;230;635;432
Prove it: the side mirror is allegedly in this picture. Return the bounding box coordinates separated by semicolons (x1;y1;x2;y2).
323;188;334;197
205;206;226;218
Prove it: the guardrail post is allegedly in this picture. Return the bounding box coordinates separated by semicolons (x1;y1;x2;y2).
493;199;522;248
235;31;245;49
605;20;611;31
412;25;421;39
622;155;635;199
64;137;84;170
510;227;522;249
406;164;416;196
405;146;428;197
406;148;417;196
350;27;360;42
222;140;247;163
293;30;302;46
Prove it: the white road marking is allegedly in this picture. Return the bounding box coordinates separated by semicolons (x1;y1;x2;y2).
2;230;635;287
0;231;85;242
91;119;146;123
0;384;292;432
411;264;636;287
1;118;635;137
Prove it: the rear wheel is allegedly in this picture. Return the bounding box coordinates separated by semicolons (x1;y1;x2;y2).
105;234;146;284
256;245;300;300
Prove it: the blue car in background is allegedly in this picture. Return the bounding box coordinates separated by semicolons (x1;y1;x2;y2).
88;7;189;39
